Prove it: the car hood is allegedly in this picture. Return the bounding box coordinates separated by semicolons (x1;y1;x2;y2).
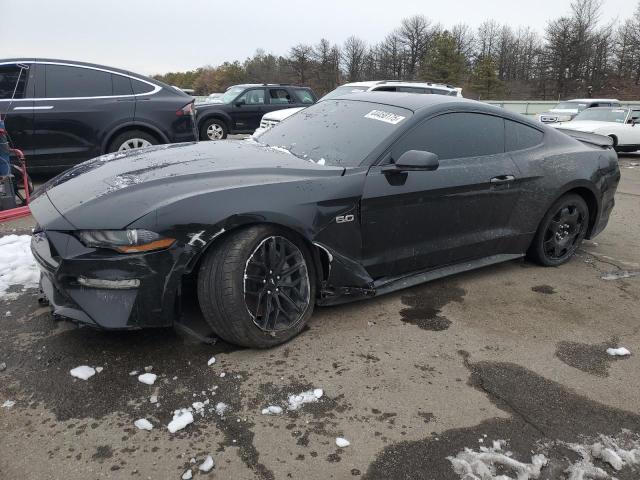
554;121;616;132
263;107;306;122
31;140;344;230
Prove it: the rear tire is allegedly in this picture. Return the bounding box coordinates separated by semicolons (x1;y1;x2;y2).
527;194;590;266
108;130;158;153
200;118;228;141
197;225;316;348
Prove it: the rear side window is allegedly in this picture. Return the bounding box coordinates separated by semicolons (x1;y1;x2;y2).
293;88;314;104
397;86;428;94
0;64;28;99
393;112;505;161
112;74;133;96
269;88;293;104
131;78;155;95
45;65;112;97
505;120;544;151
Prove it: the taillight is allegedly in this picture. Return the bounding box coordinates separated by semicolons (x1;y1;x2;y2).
176;102;194;117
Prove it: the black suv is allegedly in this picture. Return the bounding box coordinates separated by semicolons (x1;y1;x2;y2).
0;59;198;172
196;84;316;140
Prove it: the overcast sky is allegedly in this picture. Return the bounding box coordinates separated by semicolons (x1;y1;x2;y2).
1;0;637;75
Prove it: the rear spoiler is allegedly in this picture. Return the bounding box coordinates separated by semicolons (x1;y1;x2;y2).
556;128;614;148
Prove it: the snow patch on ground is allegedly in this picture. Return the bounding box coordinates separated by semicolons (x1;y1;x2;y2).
207;356;216;366
261;405;283;415
134;419;153;431
138;373;157;385
70;366;96;381
2;400;15;408
606;347;631;357
215;402;229;416
601;270;639;281
448;440;547;480
0;235;40;299
199;455;215;472
288;388;323;411
336;437;351;448
448;432;640;480
181;468;193;480
168;409;194;433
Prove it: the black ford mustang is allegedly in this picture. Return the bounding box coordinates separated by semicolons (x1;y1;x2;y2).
30;93;620;348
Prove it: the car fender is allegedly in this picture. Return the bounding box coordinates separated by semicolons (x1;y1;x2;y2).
102;121;170;153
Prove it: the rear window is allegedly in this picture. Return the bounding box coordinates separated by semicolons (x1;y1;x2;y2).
131;78;155;95
293;88;315;104
257;100;412;167
45;65;112;97
505;120;544;151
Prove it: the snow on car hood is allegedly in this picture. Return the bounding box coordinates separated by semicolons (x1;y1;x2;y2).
31;140;344;229
262;107;305;122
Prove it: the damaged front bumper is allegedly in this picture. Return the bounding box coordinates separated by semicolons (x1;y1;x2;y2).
31;230;186;329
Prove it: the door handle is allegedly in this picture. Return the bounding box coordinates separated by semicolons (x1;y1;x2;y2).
490;175;515;184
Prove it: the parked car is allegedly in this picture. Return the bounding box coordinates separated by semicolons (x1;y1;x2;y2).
196;84;316;140
552;107;640;152
538;99;621;124
0;58;197;173
256;80;462;133
30;93;619;348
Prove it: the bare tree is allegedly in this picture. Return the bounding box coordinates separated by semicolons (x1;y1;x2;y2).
397;15;431;79
288;44;314;84
341;36;367;82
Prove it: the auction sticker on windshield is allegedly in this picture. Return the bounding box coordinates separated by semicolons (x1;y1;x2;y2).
364;110;406;125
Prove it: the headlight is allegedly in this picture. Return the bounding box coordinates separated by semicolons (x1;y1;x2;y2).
77;229;175;253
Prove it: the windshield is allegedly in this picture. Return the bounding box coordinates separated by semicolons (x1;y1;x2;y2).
319;85;370;101
573;108;628;123
256;100;412;167
554;101;587;111
219;86;246;104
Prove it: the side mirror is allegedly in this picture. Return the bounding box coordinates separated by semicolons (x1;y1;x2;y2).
235;99;245;107
631;118;639;126
383;150;440;173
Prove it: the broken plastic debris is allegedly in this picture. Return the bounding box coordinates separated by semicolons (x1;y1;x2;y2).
168;409;194;433
199;455;215;472
134;418;153;431
207;356;216;366
606;347;631;356
150;395;158;404
336;437;351;448
95;367;103;373
70;366;96;381
261;405;283;415
138;373;157;385
181;469;193;480
129;370;138;376
219;372;226;378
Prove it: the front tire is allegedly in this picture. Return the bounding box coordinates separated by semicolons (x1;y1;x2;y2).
527;194;590;266
197;225;316;348
200;118;228;141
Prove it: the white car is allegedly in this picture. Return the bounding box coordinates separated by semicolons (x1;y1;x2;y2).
554;107;640;152
538;99;621;124
255;80;462;133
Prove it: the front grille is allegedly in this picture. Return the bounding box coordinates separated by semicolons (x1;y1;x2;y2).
260;119;280;129
540;115;558;123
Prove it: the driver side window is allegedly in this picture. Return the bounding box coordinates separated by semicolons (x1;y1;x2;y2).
391;112;505;162
236;89;265;105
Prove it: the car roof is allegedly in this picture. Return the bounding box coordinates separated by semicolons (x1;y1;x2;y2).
583;106;629;111
567;98;620;103
330;91;473;112
0;58;138;77
343;80;457;91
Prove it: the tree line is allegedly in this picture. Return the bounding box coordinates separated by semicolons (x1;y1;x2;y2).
154;0;640;100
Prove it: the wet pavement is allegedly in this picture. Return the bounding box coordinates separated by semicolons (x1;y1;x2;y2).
1;154;639;479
